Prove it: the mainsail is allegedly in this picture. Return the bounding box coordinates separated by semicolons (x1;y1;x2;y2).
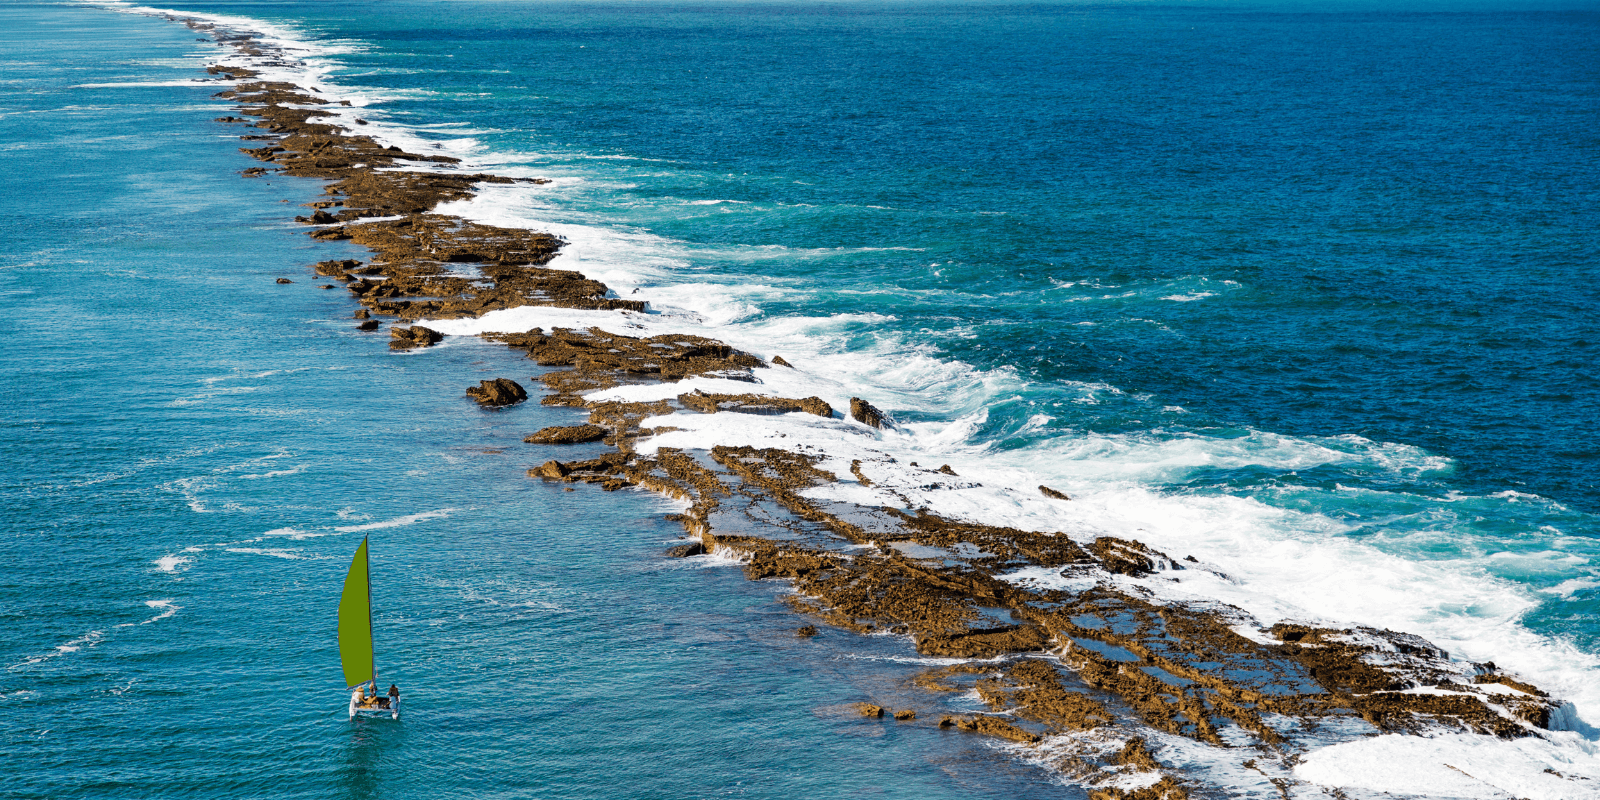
337;537;375;690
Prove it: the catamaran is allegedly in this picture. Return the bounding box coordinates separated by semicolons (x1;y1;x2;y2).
339;536;399;720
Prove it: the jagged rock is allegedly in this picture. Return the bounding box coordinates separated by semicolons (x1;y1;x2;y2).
241;167;268;177
918;625;1048;658
356;319;379;331
525;424;608;445
893;709;916;721
275;277;292;284
389;325;443;350
772;355;793;368
797;625;818;637
856;703;885;718
1040;485;1071;500
850;397;885;429
353;309;370;320
314;258;362;276
676;391;831;417
530;460;569;479
294;209;338;224
665;541;705;558
466;377;527;406
1088;537;1172;577
937;464;957;476
938;715;1040;743
941;715;1041;743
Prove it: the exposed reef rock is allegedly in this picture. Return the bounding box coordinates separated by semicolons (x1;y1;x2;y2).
849;397;886;429
389;325;442;350
665;541;705;558
525;424;608;445
184;18;1572;795
677;390;831;418
466;378;527;407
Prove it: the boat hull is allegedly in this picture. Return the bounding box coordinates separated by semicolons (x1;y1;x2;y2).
348;696;400;720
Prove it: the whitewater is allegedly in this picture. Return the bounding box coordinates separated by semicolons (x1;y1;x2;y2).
22;1;1600;795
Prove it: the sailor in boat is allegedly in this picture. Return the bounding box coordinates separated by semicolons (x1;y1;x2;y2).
340;538;399;719
349;679;400;719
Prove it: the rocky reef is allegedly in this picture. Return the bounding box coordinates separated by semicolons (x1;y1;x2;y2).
178;14;1577;797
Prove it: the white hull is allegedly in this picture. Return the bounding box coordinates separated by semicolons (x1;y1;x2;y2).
349;695;400;720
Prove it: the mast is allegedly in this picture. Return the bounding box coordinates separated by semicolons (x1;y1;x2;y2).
366;536;375;687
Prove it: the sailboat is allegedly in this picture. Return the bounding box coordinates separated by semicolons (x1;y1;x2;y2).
339;536;399;720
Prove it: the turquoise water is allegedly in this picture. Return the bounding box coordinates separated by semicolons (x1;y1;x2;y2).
4;0;1600;795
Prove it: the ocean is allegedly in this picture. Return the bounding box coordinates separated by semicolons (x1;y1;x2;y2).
3;0;1598;796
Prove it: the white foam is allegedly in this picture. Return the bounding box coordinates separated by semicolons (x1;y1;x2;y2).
224;547;308;559
140;599;180;624
1295;733;1598;798
332;508;453;532
152;554;191;573
86;2;1600;790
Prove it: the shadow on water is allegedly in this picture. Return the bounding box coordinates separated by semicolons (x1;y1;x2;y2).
340;717;405;800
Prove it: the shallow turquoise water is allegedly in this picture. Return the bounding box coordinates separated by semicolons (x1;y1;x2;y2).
0;6;1068;796
5;0;1600;795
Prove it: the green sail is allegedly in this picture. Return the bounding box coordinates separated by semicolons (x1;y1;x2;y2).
337;537;375;690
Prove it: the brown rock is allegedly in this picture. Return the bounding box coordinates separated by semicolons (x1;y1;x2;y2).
354;309;370;319
797;625;818;637
666;541;705;558
1040;485;1071;500
675;391;832;418
772;355;793;368
356;319;379;331
850;397;886;429
856;703;885;718
275;277;293;284
466;377;528;407
525;424;608;445
314;258;362;276
893;709;916;721
940;715;1039;744
937;464;957;476
530;460;569;479
389;325;443;350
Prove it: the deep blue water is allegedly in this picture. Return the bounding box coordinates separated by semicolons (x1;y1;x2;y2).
4;0;1600;796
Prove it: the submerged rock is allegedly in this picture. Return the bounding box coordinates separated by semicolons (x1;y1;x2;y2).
466;377;527;407
275;277;292;284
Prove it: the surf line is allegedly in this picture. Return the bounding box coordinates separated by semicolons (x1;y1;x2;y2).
166;12;1577;796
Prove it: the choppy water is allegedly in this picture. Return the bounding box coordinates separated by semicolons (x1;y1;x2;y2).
4;0;1599;796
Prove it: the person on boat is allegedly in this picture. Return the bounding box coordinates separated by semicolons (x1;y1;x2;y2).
353;684;368;706
387;684;399;704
